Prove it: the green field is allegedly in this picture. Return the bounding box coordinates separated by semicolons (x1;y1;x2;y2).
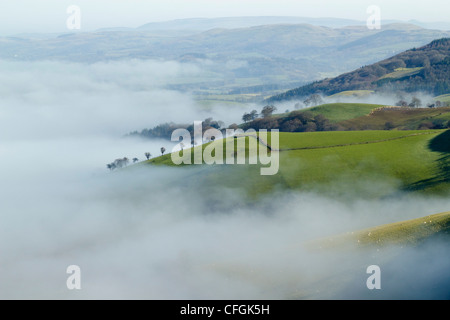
143;129;450;198
273;103;450;130
291;103;383;123
309;211;450;250
277;130;449;196
378;67;423;80
341;106;450;130
328;90;374;98
435;94;450;104
276;130;433;149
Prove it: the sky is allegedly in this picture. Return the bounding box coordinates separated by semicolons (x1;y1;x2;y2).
0;0;449;34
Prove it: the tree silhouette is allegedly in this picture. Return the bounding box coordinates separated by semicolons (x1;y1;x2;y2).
261;105;277;118
409;97;422;108
396;100;408;107
145;152;151;160
242;113;252;123
303;94;323;107
161;147;166;155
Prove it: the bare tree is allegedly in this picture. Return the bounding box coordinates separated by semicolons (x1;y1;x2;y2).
242;113;252;123
113;159;123;168
396;100;408;107
113;157;129;168
261;105;277;118
304;94;323;107
409;97;422;108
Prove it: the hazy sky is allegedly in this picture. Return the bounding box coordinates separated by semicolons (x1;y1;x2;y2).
0;0;448;34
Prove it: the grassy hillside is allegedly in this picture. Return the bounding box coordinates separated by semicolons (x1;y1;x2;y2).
277;130;449;196
277;130;434;149
309;211;450;249
378;67;423;80
435;94;450;103
242;103;450;132
292;103;382;123
328;90;374;98
340;106;450;130
143;129;450;198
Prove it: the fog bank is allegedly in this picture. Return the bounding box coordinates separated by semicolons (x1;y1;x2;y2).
0;59;448;299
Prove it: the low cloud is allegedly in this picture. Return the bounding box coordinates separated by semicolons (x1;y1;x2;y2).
0;59;448;299
1;150;449;299
0;60;207;140
277;91;439;111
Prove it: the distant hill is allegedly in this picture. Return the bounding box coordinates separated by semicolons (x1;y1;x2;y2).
137;16;367;31
2;25;448;70
136;16;450;32
2;23;449;96
268;38;450;101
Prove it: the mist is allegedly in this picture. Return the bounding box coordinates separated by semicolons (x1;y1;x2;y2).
0;59;253;141
1;158;449;299
278;91;439;112
0;59;448;300
323;91;438;106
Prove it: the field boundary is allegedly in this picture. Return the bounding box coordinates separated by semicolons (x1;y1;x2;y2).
238;131;438;152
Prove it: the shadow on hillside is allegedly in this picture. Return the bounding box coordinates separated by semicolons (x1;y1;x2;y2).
402;130;450;193
429;129;450;153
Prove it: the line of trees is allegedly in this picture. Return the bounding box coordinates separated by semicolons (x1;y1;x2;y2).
395;96;449;108
395;97;423;108
107;157;129;171
128;118;225;141
418;119;450;130
241;109;339;132
107;150;171;171
242;105;278;123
